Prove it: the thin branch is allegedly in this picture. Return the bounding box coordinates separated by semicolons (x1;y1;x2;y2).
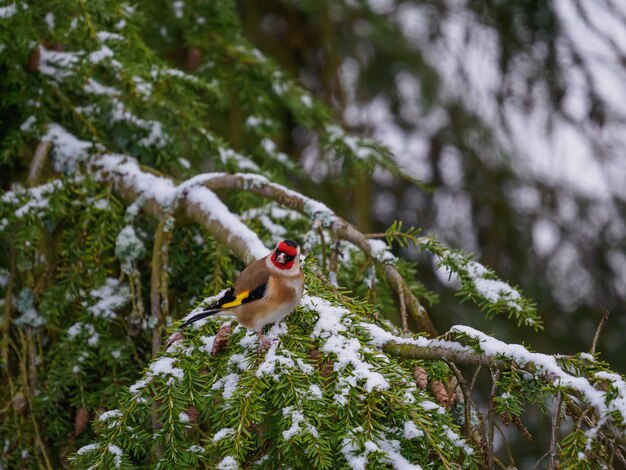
17;330;53;470
90;155;266;266
590;311;609;355
446;361;472;438
549;390;563;469
317;224;327;272
469;365;482;397
1;246;16;397
487;369;501;470
151;215;174;356
382;340;500;368
494;422;515;467
27;141;52;187
396;276;409;333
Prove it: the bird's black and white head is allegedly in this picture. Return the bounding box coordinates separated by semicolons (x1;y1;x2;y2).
270;239;300;270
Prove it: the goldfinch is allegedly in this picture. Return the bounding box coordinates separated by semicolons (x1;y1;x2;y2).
180;239;304;347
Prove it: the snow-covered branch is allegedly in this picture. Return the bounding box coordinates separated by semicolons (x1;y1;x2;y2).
89;154;270;265
178;172;436;336
366;323;626;439
87;158;436;335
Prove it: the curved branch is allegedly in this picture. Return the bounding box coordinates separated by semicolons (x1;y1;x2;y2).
182;172;437;336
89;154;269;266
369;323;626;442
88;158;436;336
382;340;498;368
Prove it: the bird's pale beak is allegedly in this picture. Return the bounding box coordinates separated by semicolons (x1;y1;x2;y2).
276;252;286;263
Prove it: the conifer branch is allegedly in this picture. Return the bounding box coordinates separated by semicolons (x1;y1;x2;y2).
89;155;265;265
382;340;499;368
376;328;626;444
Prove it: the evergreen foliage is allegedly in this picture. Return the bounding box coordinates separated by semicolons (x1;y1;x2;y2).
1;1;625;469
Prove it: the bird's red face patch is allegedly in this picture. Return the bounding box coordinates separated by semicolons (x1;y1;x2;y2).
277;241;298;256
271;240;299;270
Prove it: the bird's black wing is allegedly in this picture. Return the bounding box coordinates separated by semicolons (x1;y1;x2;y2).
180;281;269;329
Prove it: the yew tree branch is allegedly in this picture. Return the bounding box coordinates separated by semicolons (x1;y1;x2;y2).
89;155;266;266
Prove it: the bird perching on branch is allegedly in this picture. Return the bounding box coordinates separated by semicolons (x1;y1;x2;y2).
180;240;304;348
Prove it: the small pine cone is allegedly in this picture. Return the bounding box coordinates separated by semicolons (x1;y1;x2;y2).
12;391;27;415
444;377;458;404
512;415;533;443
413;366;427;390
430;380;450;407
75;408;89;435
27;47;40;72
211;324;232;356
187;46;202;71
186;405;198;424
309;349;321;361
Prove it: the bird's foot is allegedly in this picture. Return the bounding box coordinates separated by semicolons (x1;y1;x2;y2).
257;333;278;352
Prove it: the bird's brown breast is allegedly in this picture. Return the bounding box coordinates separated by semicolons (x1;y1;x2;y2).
234;271;304;331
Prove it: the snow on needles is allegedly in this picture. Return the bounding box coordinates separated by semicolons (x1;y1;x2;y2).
87;278;130;320
129;356;184;394
451;325;626;424
43;124;93;173
302;295;389;393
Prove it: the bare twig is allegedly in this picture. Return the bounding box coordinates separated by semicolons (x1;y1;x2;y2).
396;276;409;333
151;215;174;356
487;369;501;470
469;366;482;397
590;311;609;355
17;330;53;470
317;224;327;272
494;422;515;467
549;390;563;469
27;141;52;187
446;361;472;438
1;246;16;397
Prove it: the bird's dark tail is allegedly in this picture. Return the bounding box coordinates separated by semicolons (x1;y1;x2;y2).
180;308;220;328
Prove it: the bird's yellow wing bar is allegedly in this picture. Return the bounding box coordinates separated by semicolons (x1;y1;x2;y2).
220;290;249;308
